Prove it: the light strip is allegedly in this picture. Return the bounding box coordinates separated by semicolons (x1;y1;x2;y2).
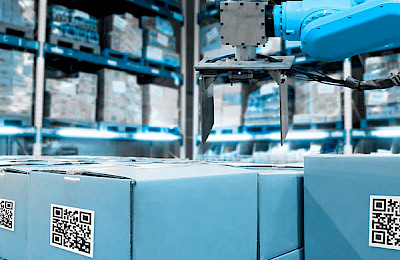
206;134;254;142
133;132;181;142
56;128;121;139
255;130;330;141
0;126;24;135
371;128;400;138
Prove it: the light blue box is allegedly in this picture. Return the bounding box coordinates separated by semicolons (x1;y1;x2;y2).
305;155;400;260
0;169;29;260
273;248;304;260
258;170;304;260
27;163;258;259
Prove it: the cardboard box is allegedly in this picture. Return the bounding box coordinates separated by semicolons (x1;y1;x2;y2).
142;84;179;127
0;169;29;260
245;81;281;125
214;83;249;127
102;13;142;57
305;155;400;260
0;49;34;117
27;163;258;259
98;69;142;124
294;77;342;124
45;72;98;122
258;170;304;260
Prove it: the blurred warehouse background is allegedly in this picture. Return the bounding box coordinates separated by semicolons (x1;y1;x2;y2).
0;0;400;163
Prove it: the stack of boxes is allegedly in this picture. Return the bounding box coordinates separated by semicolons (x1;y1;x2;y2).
200;22;221;55
97;69;142;124
364;54;400;119
245;81;281;125
214;83;248;127
142;16;180;68
0;49;34;118
0;157;304;260
45;72;98;122
102;13;143;58
0;0;35;32
48;5;100;50
142;84;179;127
294;75;342;124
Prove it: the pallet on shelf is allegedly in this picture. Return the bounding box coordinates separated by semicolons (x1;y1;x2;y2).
97;122;141;133
145;59;180;73
102;48;143;63
293;119;343;130
361;117;400;128
48;35;100;54
44;43;182;82
43;118;96;129
142;125;180;135
0;115;32;127
0;21;34;40
244;124;281;135
152;0;182;13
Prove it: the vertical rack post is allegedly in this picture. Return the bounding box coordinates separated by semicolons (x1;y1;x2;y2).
343;58;353;154
180;0;187;158
33;0;48;156
192;0;200;159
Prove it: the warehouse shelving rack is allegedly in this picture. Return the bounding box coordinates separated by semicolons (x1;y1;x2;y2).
0;0;186;157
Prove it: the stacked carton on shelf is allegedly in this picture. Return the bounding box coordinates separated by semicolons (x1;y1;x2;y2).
102;13;143;57
214;83;248;127
98;69;142;125
294;75;342;124
245;81;281;125
0;0;36;31
45;72;98;122
0;49;34;119
364;54;400;119
142;84;179;127
48;5;100;51
142;16;180;67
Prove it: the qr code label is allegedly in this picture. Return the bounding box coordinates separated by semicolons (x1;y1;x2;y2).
0;198;15;231
50;204;95;258
369;195;400;250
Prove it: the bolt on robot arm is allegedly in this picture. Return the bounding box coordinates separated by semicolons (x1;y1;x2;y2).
195;0;400;144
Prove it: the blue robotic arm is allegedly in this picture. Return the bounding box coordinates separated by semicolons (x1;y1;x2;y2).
273;0;400;61
195;0;400;143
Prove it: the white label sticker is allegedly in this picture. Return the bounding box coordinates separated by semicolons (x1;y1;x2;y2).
0;198;15;231
72;10;90;20
206;27;219;43
112;81;127;94
146;46;163;61
50;204;95;258
369;195;400;251
114;15;127;31
59;81;77;96
156;33;169;47
151;68;160;75
107;60;117;66
367;91;389;106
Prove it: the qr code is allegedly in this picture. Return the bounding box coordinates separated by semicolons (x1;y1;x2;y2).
369;195;400;250
0;198;15;231
50;204;95;258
